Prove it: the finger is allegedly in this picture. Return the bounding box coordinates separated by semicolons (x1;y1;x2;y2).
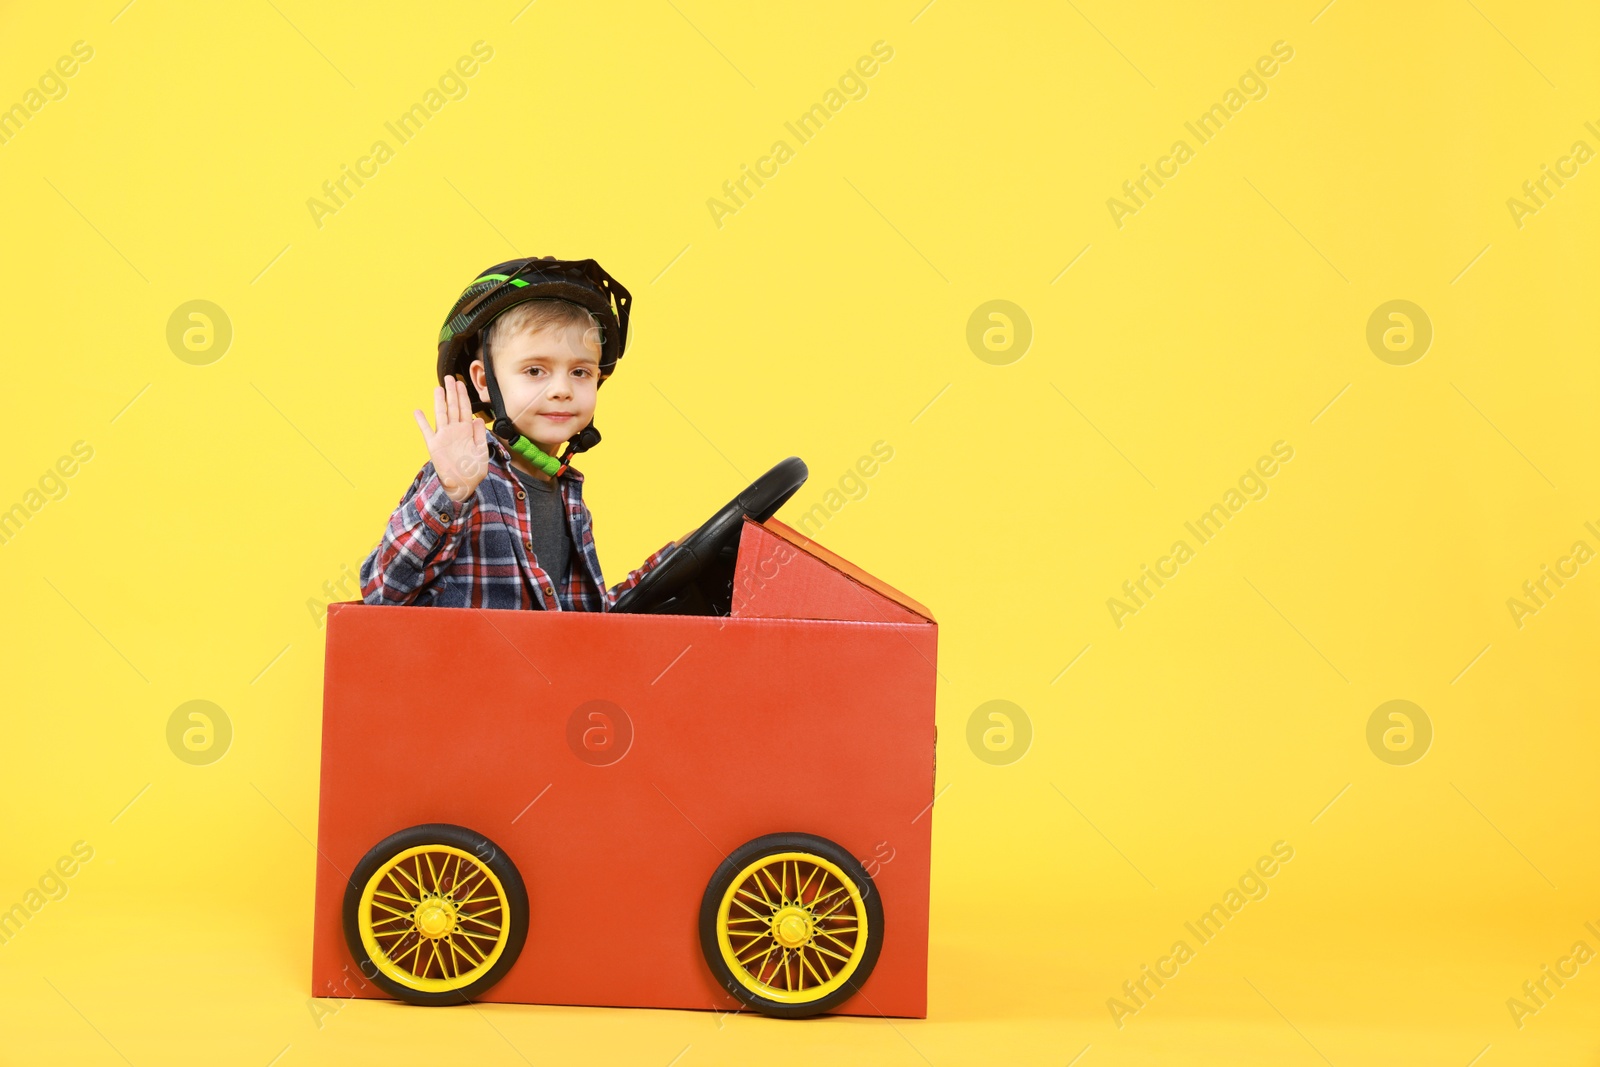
468;419;487;480
414;408;433;440
445;376;462;424
432;385;448;430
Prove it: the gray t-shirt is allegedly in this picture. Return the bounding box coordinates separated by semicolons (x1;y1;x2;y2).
508;465;573;589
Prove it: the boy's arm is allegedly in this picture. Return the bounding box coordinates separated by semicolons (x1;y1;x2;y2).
602;538;679;610
361;464;477;605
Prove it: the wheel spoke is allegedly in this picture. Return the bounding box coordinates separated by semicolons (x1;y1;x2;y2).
746;943;778;981
392;860;424;896
735;936;773;964
381;873;419;905
439;938;455;979
735;887;772;910
369;899;413;920
429;939;448;979
455;893;501;907
455;866;490;900
797;863;820;901
456;934;487;964
811;942;852;964
748;870;776;907
800;951;826;988
816;893;857;921
816;930;856;954
390;936;424;972
760;865;785;901
810;885;845;911
423;852;442;893
447;938;479;974
812;944;835;980
378;926;416;949
731;895;769;920
374;887;415;907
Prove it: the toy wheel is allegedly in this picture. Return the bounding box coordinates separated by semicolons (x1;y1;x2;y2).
698;832;884;1018
342;823;529;1005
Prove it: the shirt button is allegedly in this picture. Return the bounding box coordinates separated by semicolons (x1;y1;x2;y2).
516;491;525;500
525;540;533;550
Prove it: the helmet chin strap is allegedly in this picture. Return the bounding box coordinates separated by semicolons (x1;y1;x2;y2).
476;334;597;477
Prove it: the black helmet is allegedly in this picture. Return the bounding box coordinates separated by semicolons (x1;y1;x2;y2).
434;256;633;467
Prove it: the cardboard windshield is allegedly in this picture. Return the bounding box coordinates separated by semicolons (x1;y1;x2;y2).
731;517;936;625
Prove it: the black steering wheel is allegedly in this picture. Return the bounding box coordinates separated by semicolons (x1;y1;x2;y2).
610;457;808;615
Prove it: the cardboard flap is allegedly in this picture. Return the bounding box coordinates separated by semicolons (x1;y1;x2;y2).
730;517;935;624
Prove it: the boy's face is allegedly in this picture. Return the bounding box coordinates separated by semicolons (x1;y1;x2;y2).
469;321;601;457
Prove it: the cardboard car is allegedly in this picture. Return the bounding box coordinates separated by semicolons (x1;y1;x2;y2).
310;461;938;1019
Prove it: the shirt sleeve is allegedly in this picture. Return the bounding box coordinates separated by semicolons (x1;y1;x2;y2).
360;464;477;606
602;539;678;610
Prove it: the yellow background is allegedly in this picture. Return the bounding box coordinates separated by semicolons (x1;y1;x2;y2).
3;1;1598;1063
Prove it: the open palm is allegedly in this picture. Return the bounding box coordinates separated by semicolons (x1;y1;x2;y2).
414;376;488;503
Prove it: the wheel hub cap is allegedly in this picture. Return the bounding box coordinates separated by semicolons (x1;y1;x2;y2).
773;906;812;948
416;896;457;938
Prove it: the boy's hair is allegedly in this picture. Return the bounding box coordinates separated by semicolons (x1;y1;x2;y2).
485;298;600;359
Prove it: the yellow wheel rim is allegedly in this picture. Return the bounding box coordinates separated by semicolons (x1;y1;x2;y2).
357;844;511;993
716;851;869;1004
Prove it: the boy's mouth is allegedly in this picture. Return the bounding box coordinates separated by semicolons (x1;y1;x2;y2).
538;411;577;422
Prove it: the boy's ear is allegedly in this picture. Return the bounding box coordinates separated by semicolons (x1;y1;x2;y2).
467;360;492;403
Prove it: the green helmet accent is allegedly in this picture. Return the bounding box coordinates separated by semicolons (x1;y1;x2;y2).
437;274;530;347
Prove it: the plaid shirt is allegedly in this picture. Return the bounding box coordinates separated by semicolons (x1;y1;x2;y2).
360;432;675;611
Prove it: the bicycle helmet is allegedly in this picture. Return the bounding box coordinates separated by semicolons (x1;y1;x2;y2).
435;256;633;475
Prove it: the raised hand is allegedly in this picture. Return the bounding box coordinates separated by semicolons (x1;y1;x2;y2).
414;376;489;503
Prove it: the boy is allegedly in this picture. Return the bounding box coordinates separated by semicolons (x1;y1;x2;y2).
360;256;675;610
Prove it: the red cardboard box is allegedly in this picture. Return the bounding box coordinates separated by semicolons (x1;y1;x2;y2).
311;517;938;1017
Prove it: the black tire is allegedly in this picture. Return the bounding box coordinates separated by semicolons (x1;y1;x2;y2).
342;823;529;1006
698;832;885;1018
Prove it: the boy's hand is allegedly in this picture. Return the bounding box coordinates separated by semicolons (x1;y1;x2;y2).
414;376;489;504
